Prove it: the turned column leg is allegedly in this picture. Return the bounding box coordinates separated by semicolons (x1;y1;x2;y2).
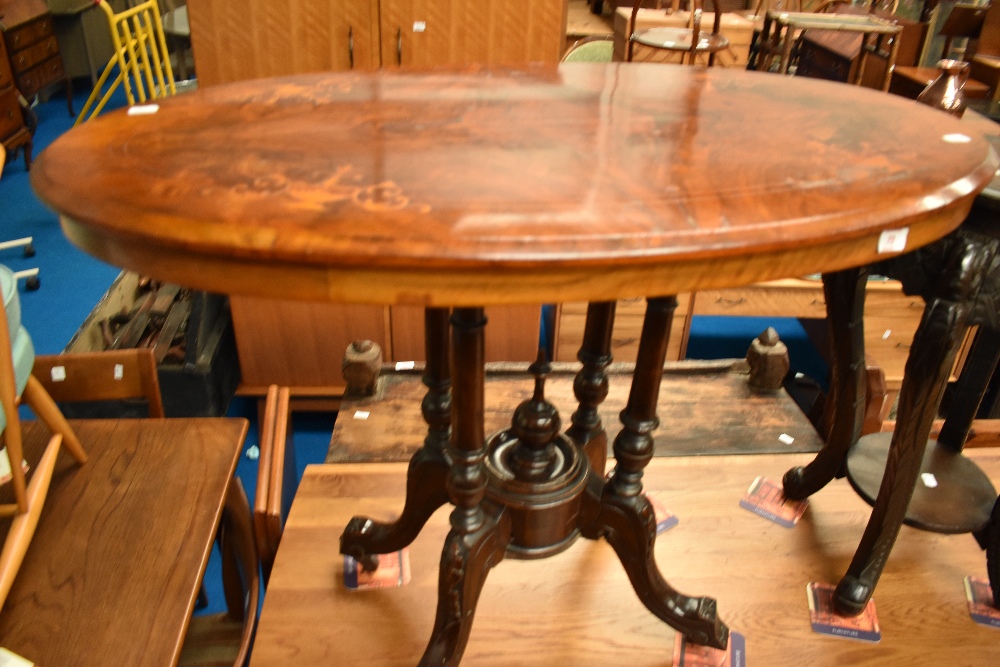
420;308;510;667
784;267;868;500
835;240;987;615
340;308;452;571
580;296;729;649
567;301;616;476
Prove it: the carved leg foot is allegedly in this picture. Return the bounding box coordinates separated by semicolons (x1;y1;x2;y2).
340;451;450;572
581;480;728;649
784;268;868;501
419;507;510;667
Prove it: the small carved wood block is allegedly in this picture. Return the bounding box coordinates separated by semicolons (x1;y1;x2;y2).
342;339;382;396
746;327;789;391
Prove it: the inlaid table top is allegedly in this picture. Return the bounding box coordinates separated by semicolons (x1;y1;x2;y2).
31;63;998;305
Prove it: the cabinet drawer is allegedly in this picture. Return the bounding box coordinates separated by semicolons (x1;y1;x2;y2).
15;58;64;98
4;16;54;52
555;296;690;364
0;87;24;137
10;36;59;74
693;283;827;318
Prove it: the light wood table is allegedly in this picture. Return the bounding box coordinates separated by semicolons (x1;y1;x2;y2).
0;418;248;665
29;63;998;663
253;452;1000;666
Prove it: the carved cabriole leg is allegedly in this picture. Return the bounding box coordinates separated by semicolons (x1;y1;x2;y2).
937;327;1000;452
835;239;987;615
420;308;509;667
340;308;452;572
783;267;868;500
580;296;729;650
566;301;616;476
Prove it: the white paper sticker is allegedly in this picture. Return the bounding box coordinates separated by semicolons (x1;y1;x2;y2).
778;433;795;445
942;133;972;144
877;228;908;254
921;472;938;488
50;366;66;382
413;21;426;32
395;361;416;370
114;364;124;380
127;104;160;115
882;329;892;340
354;411;371;420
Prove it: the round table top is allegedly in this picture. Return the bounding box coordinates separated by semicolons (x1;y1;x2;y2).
32;63;998;306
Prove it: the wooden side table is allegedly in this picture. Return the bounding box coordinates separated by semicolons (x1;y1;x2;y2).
0;18;30;169
0;0;73;121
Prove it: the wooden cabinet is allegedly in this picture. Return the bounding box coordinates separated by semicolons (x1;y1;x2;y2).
188;0;566;86
0;0;70;119
0;19;31;169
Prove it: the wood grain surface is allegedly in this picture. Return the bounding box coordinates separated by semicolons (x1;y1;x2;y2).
252;451;1000;666
31;64;997;306
327;362;824;462
0;418;248;666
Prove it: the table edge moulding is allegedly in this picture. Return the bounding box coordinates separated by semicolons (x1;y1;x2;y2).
26;63;1000;664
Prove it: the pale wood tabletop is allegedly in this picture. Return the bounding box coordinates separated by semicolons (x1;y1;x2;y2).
0;418;248;666
29;63;998;306
254;452;1000;666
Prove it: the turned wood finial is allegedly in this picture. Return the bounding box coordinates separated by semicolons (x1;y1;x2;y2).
342;339;382;396
509;349;561;482
746;327;789;391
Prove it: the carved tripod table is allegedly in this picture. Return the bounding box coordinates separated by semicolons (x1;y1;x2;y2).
30;64;997;664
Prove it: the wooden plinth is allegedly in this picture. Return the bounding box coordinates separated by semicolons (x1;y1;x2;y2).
253;450;1000;666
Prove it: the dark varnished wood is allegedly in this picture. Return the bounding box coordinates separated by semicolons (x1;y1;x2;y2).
32;64;997;306
0;418;248;666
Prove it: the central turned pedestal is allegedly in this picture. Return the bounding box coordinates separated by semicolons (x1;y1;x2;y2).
340;300;728;666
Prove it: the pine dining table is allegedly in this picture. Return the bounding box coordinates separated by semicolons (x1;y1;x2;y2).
29;63;998;665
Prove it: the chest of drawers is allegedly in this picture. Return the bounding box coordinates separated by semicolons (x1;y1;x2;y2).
0;0;73;130
0;22;31;170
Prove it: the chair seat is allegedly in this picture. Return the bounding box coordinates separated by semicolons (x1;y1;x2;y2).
632;27;731;53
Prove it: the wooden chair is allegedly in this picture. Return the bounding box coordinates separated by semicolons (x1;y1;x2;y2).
31;348;165;418
178;478;260;667
0;265;87;611
627;0;731;66
75;0;176;124
254;385;296;582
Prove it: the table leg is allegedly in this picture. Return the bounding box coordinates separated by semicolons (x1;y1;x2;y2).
579;296;729;649
784;267;868;500
421;307;511;666
938;327;1000;451
567;301;616;476
835;238;987;615
340;307;453;571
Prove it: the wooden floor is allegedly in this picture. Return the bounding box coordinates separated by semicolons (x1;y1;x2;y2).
566;0;615;39
253;450;1000;666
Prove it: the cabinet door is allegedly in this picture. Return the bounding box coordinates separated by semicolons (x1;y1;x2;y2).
188;0;380;86
379;0;565;68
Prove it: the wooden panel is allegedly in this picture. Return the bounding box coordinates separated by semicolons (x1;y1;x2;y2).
187;0;380;86
253;450;1000;666
380;0;565;68
390;305;542;362
327;361;824;462
692;279;827;318
554;295;691;363
229;296;387;388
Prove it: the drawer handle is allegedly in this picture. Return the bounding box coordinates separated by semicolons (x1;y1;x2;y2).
716;297;747;305
811;298;825;306
895;342;911;350
348;26;354;69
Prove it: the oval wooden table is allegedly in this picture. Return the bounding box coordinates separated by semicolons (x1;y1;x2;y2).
30;63;998;665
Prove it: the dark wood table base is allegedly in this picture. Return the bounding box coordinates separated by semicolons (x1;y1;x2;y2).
341;300;728;665
783;217;1000;616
